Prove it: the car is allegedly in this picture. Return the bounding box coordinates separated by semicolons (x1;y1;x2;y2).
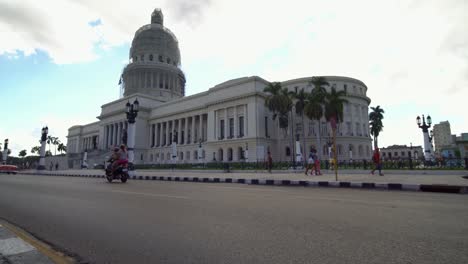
0;165;18;174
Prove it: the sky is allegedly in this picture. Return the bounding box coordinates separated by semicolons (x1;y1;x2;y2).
0;0;467;156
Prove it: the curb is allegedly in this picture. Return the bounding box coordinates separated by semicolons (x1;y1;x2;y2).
16;172;468;194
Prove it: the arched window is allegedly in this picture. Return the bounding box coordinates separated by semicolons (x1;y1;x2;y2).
228;148;233;161
358;145;364;157
186;151;190;161
149;54;153;61
286;147;291;156
158;55;163;62
366;146;370;157
167;57;171;64
180;152;184;160
167;153;170;160
338;145;343;155
323;144;328;156
150;154;154;162
140;54;144;61
218;148;224;161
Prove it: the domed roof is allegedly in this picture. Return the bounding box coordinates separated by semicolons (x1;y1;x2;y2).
129;9;181;66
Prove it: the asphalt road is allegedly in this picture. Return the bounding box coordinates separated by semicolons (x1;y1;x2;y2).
1;174;467;264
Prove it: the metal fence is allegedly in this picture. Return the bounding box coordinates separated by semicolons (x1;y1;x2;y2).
134;158;468;171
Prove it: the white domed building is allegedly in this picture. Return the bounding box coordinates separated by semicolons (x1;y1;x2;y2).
66;9;372;168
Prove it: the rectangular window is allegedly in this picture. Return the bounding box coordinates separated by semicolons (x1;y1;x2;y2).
265;116;269;138
229;118;234;138
220;120;225;140
346;122;352;135
239;116;244;137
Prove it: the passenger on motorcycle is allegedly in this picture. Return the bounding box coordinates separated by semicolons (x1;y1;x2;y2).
117;144;128;166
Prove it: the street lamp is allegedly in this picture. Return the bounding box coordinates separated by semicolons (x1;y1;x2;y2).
416;114;433;161
38;126;48;170
2;139;8;164
125;99;139;175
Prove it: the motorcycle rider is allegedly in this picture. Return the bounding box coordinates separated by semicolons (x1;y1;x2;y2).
107;147;121;174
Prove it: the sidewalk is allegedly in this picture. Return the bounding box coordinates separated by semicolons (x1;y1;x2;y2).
23;168;468;187
0;223;53;264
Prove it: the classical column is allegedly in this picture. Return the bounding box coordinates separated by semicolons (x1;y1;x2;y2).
159;123;163;147
191;116;196;144
184;117;189;144
234;106;238;138
166;121;170;146
244;104;248;137
177;118;182;144
224;110;228;139
200;114;204;141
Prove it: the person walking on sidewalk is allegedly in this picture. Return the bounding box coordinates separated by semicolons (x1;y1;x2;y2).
305;153;314;176
314;151;322;175
267;151;273;173
371;148;384;176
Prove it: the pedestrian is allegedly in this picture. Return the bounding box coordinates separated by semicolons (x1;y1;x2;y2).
55;162;59;170
305;153;314;176
314;152;322;175
371;148;384;176
267;151;273;173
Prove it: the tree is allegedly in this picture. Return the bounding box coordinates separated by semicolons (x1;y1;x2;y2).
324;87;348;180
264;82;292;131
52;137;60;155
58;143;67;154
290;88;308;164
47;135;53;152
19;150;27;158
369;105;385;149
45;150;52;157
305;76;330;158
31;146;41;155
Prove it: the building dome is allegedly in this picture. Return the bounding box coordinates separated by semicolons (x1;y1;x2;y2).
129;9;181;66
122;9;186;100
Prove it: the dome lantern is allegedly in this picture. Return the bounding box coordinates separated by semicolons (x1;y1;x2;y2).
151;8;163;25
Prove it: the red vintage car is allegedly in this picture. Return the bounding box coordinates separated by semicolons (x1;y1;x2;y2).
0;165;18;174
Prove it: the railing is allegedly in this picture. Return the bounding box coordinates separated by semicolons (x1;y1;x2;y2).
133;158;468;171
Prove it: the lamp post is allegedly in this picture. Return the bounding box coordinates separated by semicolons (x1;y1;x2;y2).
408;142;413;170
416;114;433;161
38;127;48;170
2;139;8;164
125;99;139;175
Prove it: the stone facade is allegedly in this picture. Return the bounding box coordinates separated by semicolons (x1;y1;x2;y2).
66;9;373;168
380;145;424;161
433;121;454;152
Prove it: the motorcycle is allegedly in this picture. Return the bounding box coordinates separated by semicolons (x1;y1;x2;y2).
105;161;129;183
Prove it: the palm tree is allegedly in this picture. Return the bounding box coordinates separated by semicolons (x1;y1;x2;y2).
58;143;67;154
46;135;53;153
306;76;330;158
264;82;283;121
31;146;41;155
264;82;293;162
19;150;27;158
290;88;308;163
369;106;385;149
324;87;348;180
52;137;60;155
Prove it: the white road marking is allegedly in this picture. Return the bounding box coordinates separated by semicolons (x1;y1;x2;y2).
201;185;290;193
111;190;190;200
0;237;36;256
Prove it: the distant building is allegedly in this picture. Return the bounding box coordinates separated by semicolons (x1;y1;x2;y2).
455;133;468;158
433;121;454;152
380;145;423;161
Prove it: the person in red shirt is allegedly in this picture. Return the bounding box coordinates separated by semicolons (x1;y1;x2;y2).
371;148;384;176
